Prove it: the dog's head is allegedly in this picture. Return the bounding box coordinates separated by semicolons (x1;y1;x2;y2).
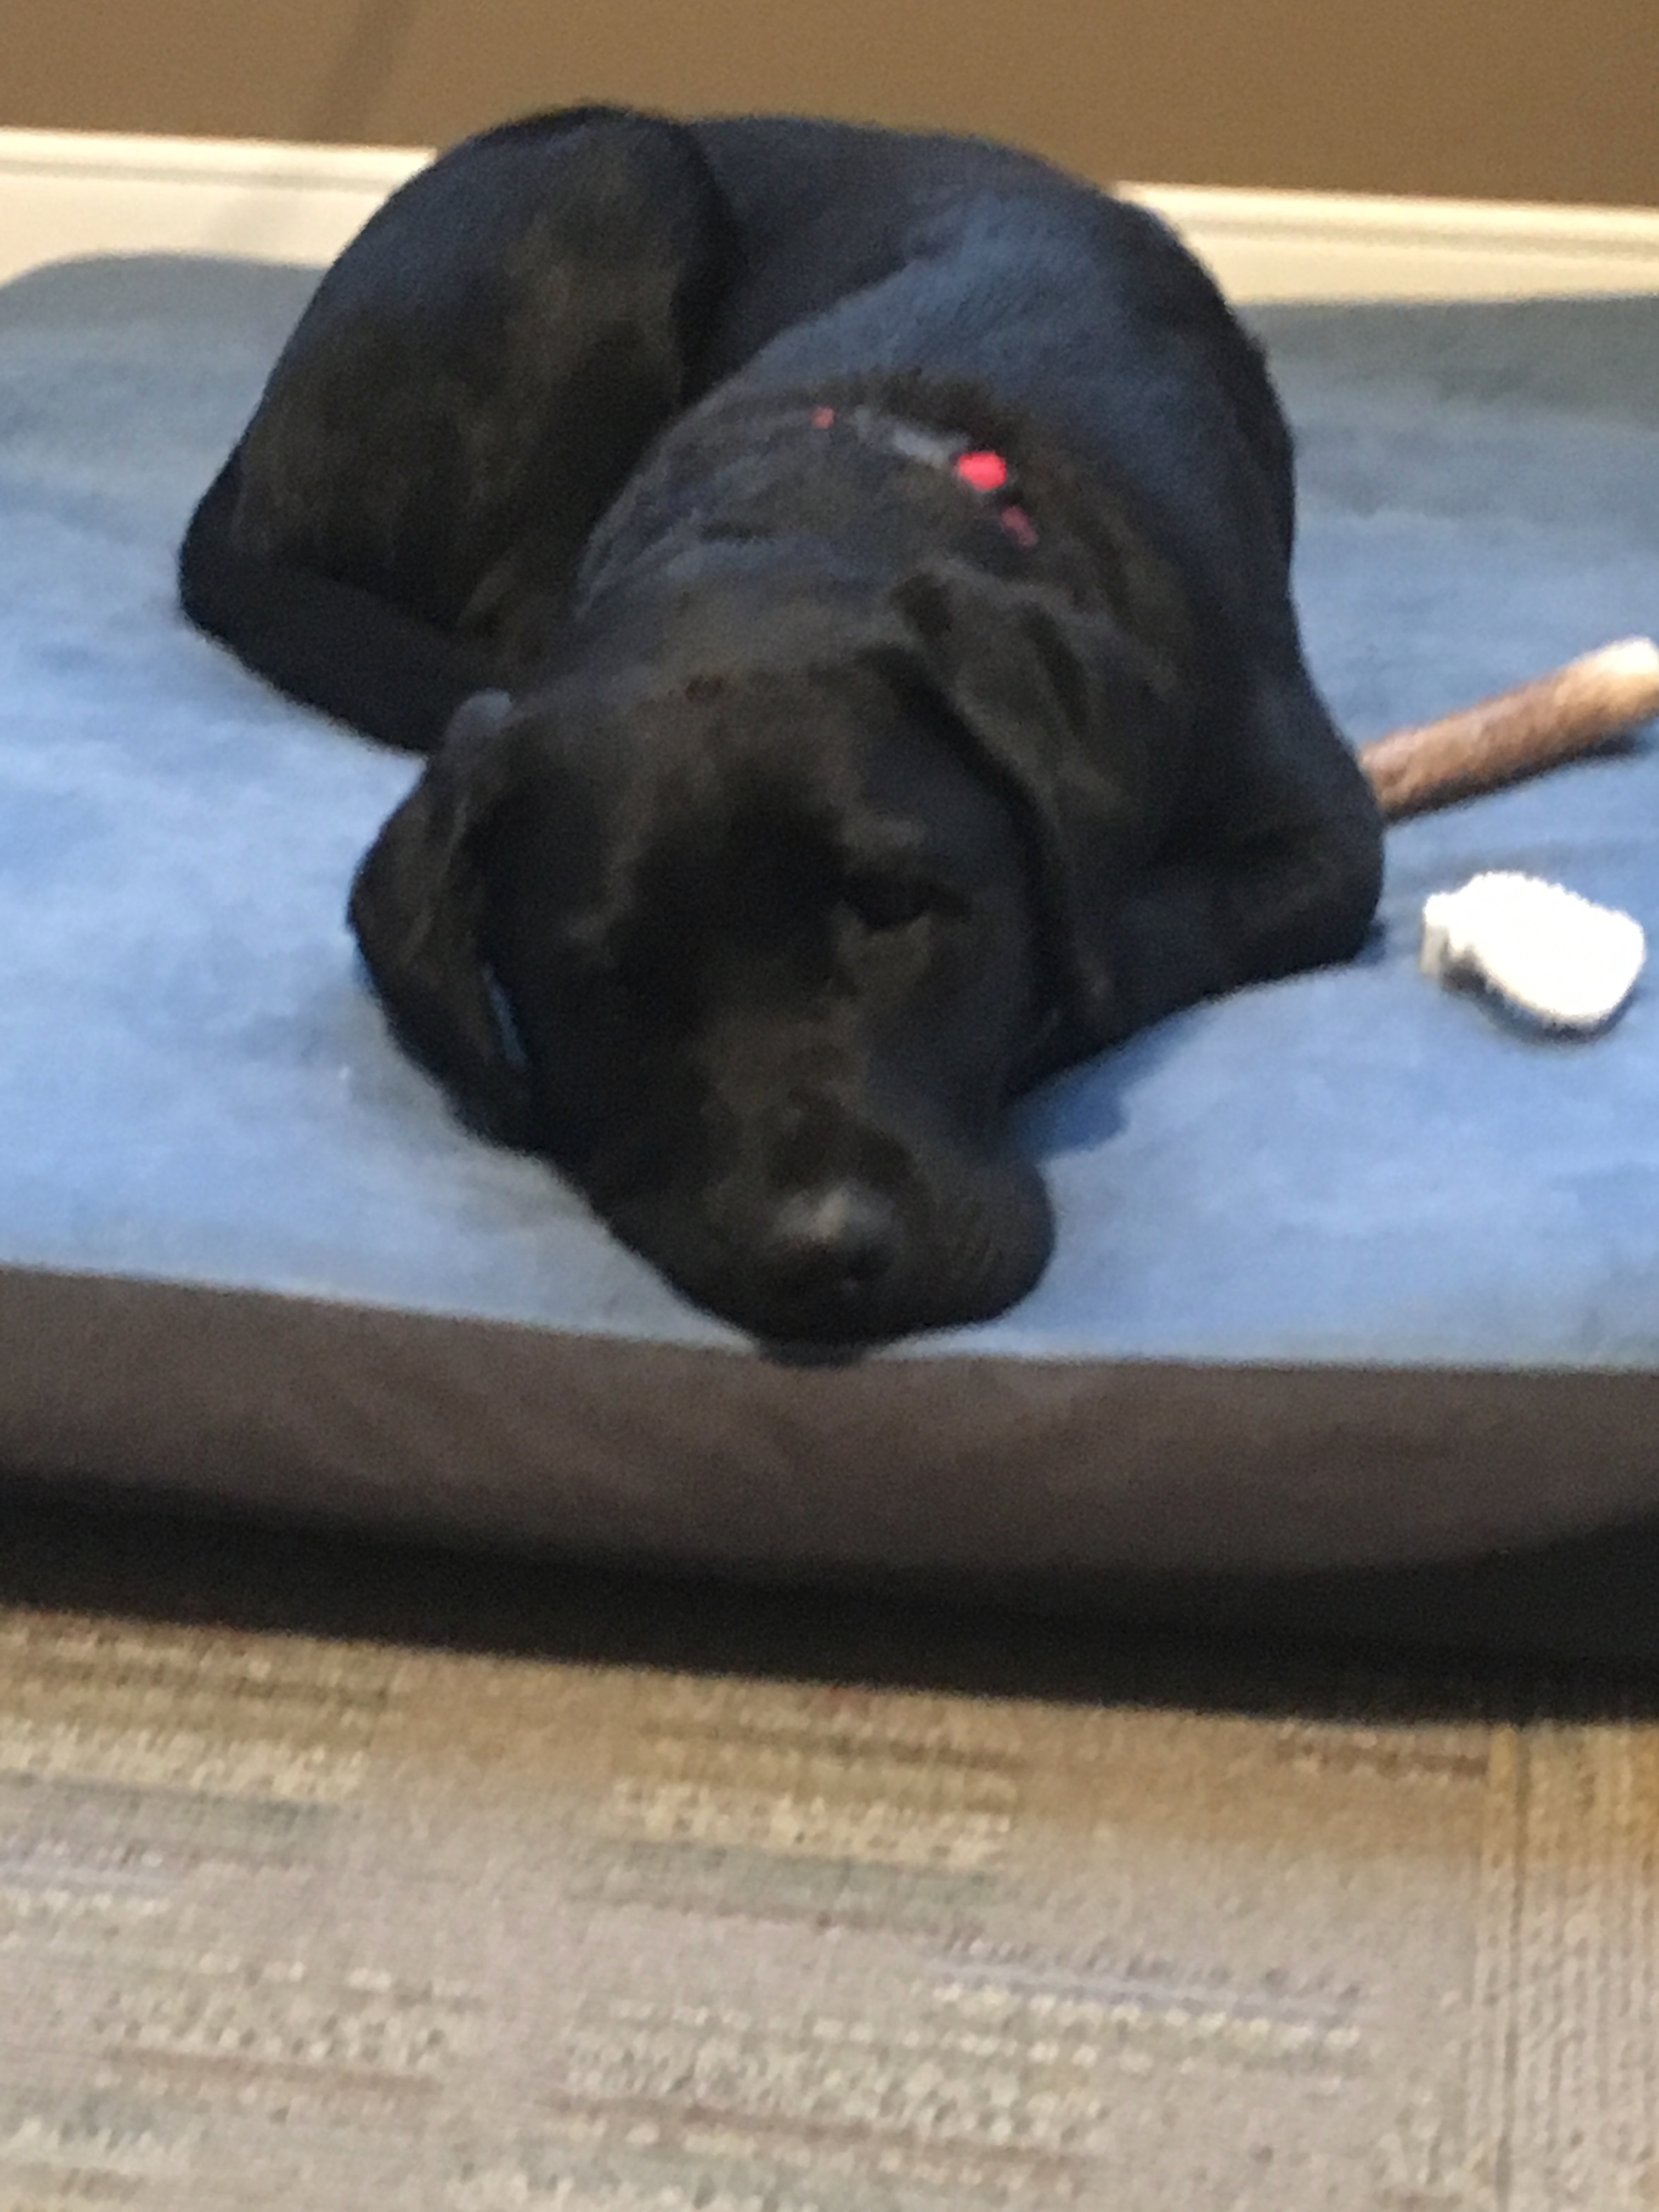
349;560;1184;1345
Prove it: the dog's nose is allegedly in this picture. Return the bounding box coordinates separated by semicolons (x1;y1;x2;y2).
760;1180;901;1298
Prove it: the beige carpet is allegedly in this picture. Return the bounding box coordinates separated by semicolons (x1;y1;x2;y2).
0;1501;1655;2210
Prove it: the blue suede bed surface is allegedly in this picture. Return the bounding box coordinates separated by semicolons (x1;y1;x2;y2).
3;255;1658;1374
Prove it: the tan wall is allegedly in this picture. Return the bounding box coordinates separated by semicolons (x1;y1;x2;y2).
7;0;1657;207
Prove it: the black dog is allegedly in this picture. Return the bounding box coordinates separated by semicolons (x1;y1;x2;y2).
179;107;1382;1346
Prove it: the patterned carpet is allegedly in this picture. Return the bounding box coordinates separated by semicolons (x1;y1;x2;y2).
0;1499;1654;2210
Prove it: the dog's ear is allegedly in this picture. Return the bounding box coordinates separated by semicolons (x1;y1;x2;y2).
889;561;1188;1062
348;690;535;1144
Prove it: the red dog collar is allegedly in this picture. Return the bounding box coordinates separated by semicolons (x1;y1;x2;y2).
810;405;1038;549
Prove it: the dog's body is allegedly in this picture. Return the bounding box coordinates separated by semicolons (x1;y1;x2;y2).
180;108;1383;1345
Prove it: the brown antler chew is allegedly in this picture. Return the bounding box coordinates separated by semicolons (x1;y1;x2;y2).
1358;637;1659;820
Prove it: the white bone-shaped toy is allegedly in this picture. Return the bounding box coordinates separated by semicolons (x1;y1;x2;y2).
1420;871;1646;1031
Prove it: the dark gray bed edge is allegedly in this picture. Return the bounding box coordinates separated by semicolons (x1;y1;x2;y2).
6;1260;1657;1580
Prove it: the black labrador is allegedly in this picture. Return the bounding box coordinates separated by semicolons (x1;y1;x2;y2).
179;107;1383;1347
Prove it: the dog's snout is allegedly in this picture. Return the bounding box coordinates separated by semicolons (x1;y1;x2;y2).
759;1179;901;1297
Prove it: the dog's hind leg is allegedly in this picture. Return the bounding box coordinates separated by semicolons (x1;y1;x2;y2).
179;106;739;751
179;451;504;753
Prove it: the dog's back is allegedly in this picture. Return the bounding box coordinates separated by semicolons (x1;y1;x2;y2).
685;117;1296;571
182;110;1295;755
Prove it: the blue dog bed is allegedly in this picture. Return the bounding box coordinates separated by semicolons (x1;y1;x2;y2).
3;253;1659;1610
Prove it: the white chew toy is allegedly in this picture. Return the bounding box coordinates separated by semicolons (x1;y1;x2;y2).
1420;872;1646;1031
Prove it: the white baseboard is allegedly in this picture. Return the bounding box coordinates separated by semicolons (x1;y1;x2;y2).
3;125;1659;304
1125;182;1659;303
0;129;426;287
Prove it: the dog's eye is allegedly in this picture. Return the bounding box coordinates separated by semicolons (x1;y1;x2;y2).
841;872;952;933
